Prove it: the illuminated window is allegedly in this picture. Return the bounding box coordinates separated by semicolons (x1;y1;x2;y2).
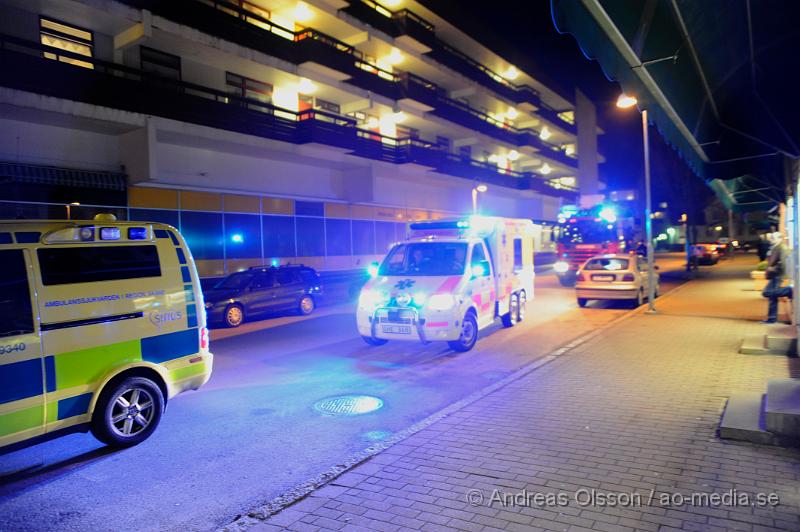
557;110;575;125
40;17;93;69
315;98;340;115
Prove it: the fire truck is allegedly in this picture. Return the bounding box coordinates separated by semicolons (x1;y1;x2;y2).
552;206;626;286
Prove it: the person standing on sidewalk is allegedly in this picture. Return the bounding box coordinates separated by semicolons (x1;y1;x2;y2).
762;232;792;323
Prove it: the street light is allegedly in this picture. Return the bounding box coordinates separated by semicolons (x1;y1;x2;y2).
65;202;80;220
472;184;487;214
616;93;656;313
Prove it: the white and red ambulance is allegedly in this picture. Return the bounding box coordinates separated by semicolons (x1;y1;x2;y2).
356;216;534;351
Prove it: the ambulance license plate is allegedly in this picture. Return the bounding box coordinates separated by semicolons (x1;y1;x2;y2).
592;274;615;282
382;325;412;334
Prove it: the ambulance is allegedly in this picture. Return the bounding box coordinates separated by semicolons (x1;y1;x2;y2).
0;216;213;453
357;216;534;351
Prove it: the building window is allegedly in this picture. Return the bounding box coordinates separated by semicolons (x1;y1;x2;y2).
141;46;182;80
40;17;93;69
226;72;273;107
436;136;451;150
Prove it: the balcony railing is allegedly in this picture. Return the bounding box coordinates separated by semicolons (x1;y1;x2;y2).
340;0;436;48
117;0;576;167
0;34;575;200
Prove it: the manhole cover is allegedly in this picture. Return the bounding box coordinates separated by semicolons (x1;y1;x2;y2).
314;395;384;416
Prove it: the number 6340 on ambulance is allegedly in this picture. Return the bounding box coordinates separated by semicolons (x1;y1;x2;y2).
0;216;212;453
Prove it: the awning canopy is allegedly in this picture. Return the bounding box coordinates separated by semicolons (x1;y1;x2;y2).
709;175;783;213
551;0;800;211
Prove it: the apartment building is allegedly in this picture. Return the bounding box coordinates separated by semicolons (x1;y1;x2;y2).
0;0;602;276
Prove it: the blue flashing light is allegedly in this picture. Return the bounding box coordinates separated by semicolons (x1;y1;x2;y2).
270;258;279;267
128;227;147;240
231;233;244;243
599;207;617;223
367;262;379;277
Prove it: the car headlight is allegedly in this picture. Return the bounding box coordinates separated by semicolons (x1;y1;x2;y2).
553;261;569;273
427;293;456;310
358;289;387;309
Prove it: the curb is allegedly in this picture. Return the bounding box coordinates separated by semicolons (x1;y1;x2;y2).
221;272;699;531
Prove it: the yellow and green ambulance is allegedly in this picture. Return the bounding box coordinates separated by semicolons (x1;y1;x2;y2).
0;216;213;452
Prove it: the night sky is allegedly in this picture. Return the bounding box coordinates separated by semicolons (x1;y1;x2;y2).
421;0;712;215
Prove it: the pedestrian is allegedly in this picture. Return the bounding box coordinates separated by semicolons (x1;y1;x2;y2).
761;232;792;324
757;234;770;262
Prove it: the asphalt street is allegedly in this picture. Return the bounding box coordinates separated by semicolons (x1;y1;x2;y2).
0;253;694;531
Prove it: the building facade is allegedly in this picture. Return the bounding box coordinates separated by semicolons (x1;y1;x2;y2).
0;0;601;276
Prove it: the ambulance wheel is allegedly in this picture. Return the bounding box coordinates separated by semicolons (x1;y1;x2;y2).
517;291;527;322
362;335;388;346
577;298;588;308
448;312;478;352
224;304;244;328
91;376;165;448
501;294;519;327
298;295;315;315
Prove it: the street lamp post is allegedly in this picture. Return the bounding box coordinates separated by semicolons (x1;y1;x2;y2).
617;94;656;312
472;183;487;214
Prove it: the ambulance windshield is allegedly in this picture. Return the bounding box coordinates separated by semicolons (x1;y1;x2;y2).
380;242;468;276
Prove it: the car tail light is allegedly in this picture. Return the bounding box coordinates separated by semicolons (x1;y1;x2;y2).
200;327;209;349
622;273;635;282
577;272;585;281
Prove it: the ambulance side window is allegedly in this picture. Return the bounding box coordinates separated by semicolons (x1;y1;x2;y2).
513;238;523;271
470;244;490;277
0;250;34;338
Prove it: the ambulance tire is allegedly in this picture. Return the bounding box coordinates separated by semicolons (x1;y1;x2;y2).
448;312;478;352
91;376;165;448
362;335;388;346
501;294;519;327
517;291;527;322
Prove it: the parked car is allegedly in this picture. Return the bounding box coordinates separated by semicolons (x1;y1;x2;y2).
693;243;720;265
575;254;659;308
205;265;322;327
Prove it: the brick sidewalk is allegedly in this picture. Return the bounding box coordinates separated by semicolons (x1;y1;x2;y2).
249;259;800;532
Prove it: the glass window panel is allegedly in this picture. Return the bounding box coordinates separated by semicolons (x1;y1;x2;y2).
375;221;395;255
295;200;324;217
0;250;34;338
181;211;224;260
296;217;324;256
129;208;180;228
263;215;295;257
352;220;375;255
224;213;261;259
325;218;351;256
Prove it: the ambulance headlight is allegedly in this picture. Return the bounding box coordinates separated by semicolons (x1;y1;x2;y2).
554;261;569;273
427;293;456;311
358;289;386;309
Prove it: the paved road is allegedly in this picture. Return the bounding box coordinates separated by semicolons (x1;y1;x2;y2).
0;254;692;531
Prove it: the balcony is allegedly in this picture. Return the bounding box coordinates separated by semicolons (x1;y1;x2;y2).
426;40;541;109
339;0;436;51
0;34;575;200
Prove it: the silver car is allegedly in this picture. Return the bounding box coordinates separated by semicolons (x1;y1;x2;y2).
575;254;659;307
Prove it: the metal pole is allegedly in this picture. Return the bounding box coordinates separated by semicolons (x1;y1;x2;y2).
643;109;656;312
472;188;478;214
